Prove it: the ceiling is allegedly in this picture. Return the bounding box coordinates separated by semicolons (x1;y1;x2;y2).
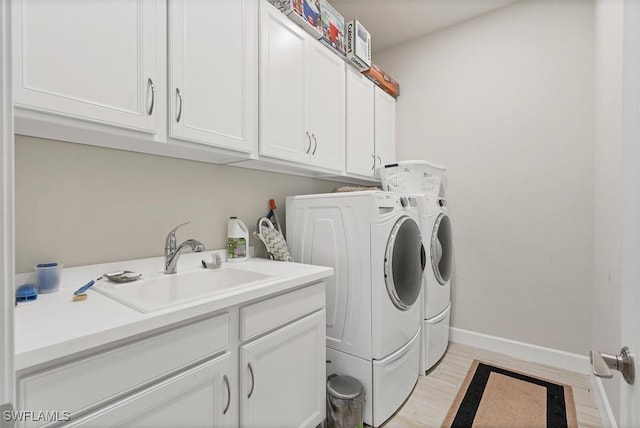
330;0;519;52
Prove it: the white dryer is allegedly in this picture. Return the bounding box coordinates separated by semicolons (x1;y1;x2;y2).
418;195;453;372
286;191;424;427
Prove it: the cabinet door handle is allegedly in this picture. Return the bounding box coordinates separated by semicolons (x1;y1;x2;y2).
147;78;155;115
306;132;312;154
223;375;231;414
371;154;376;170
248;362;255;398
377;156;382;166
176;88;183;123
312;134;318;155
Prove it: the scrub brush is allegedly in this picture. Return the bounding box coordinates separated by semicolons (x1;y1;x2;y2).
202;254;223;269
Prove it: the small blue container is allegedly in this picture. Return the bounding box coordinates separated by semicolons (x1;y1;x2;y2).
34;263;63;294
16;284;38;304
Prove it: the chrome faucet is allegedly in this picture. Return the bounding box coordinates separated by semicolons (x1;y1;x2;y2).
164;221;205;274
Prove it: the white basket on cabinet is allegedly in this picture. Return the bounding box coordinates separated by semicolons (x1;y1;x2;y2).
378;160;446;195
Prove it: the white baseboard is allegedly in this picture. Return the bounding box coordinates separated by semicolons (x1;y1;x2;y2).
450;327;590;374
590;373;618;428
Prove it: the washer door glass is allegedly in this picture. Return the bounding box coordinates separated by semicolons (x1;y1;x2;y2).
384;216;424;310
431;213;452;285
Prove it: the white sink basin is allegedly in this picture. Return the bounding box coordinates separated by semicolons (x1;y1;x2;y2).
93;267;274;313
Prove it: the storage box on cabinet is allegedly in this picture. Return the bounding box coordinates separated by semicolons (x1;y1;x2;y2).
17;313;230;428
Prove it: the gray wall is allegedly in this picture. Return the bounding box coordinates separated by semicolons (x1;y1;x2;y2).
15;135;343;273
376;1;595;354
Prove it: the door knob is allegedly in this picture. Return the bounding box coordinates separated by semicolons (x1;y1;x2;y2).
590;346;635;384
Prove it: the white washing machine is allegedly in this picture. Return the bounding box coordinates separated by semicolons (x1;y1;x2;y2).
286;191;424;427
418;195;453;373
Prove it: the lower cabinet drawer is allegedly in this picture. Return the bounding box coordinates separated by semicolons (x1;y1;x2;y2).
18;313;230;428
66;353;232;428
240;282;325;341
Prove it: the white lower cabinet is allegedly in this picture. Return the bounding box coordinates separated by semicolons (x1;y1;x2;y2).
16;282;326;428
240;310;326;427
67;353;232;427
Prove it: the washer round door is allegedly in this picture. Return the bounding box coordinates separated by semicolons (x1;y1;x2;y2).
431;213;453;285
384;216;425;310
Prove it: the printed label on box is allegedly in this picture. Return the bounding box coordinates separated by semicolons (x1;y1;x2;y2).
346;20;371;71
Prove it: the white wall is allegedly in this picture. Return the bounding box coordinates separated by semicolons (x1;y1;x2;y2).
376;1;594;354
14;136;343;273
593;0;623;421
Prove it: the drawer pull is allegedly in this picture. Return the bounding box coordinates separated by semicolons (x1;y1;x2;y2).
312;133;318;155
223;375;231;414
248;362;255;399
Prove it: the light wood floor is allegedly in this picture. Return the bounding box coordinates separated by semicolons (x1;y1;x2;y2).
382;342;602;427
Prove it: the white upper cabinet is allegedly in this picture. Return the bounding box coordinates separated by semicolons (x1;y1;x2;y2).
259;2;309;164
11;0;390;182
374;86;397;168
169;0;257;152
259;2;345;173
345;72;396;178
307;42;346;172
345;67;375;177
12;0;160;133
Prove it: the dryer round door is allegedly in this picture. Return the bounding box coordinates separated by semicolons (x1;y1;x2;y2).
431;213;453;285
384;216;425;310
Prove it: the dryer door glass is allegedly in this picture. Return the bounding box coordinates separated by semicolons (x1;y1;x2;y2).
431;213;452;285
384;216;423;310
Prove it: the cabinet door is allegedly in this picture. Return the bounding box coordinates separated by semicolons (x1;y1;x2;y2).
345;68;375;177
169;0;257;152
374;87;397;169
67;354;233;428
259;1;310;163
241;310;326;428
307;42;345;172
12;0;160;133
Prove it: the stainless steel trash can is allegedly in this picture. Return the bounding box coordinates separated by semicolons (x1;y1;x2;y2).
326;375;364;428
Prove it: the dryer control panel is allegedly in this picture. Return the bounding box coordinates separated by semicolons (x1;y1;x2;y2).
376;193;419;214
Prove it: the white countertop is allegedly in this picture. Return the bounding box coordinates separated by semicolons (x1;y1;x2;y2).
14;251;333;372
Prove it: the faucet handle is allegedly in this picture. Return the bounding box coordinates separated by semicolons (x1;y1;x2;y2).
166;221;190;249
168;221;190;236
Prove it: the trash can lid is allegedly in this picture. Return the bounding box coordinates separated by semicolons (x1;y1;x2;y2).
327;375;364;400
